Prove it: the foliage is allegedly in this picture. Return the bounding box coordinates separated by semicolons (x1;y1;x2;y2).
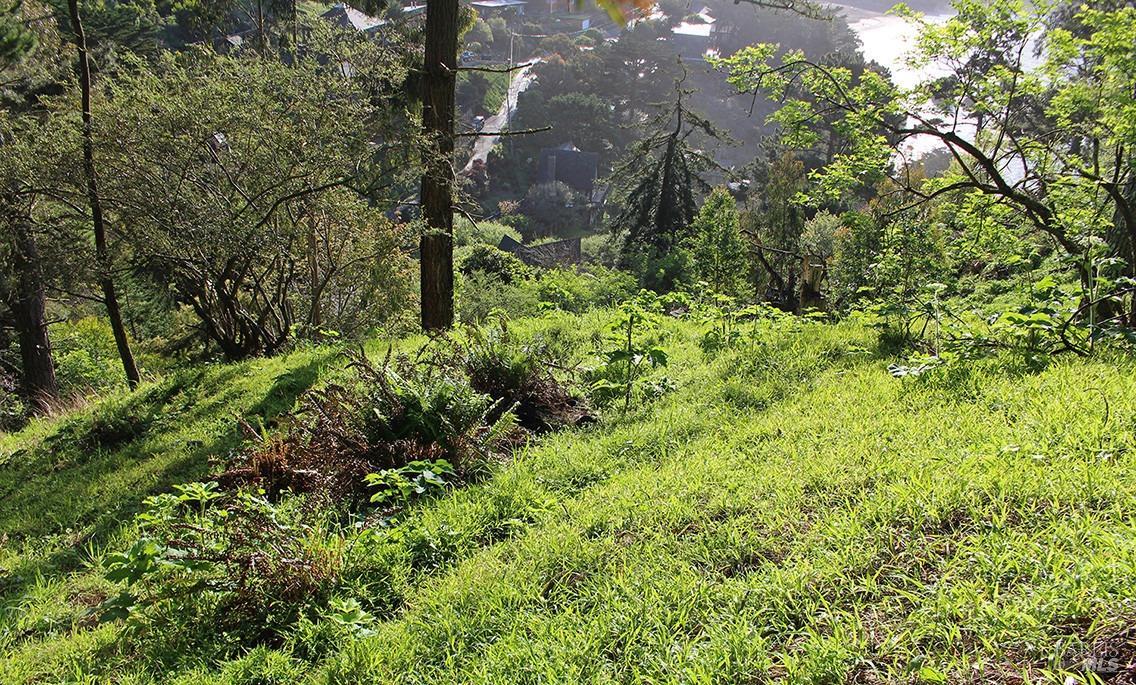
459;244;530;284
50;316;129;395
741;150;808;306
457;270;542;325
458;265;636;324
453;218;521;249
534;266;637;314
365;459;455;508
92;45;418;359
0;364;25;430
586;295;670;411
690;187;749;298
456;70;508;116
98;483;344;643
607;78;721;275
348;349;520;476
458;315;592;432
5;309;1136;683
800;209;840;263
518;182;587;241
717;0;1136;322
0;1;36;68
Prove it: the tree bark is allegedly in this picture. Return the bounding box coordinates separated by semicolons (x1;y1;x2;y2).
9;220;58;413
67;0;141;389
418;0;459;331
307;210;322;332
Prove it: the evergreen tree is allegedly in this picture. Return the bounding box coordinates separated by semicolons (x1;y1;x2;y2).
607;71;726;289
0;1;36;68
691;187;749;298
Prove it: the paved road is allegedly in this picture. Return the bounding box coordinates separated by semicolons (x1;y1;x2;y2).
462;62;538;173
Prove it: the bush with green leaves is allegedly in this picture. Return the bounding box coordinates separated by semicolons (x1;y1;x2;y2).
459;244;531;284
50;316;127;395
350;350;518;475
586;294;672;411
690;187;750;298
534;266;637;314
364;459;455;509
453;218;522;248
458;266;635;324
457;316;592;431
0;365;25;430
99;482;344;643
457;271;542;325
518;182;588;241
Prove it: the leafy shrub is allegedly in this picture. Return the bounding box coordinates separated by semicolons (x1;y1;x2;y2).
51;316;125;394
586;295;672;410
535;266;636;313
460;317;593;431
458;271;542;324
219;349;519;504
100;484;344;643
459;266;636;324
351;350;518;474
622;247;695;293
364;459;455;508
459;244;531;284
454;218;522;248
519;182;588;240
581;233;621;267
690;187;750;298
0;366;25;431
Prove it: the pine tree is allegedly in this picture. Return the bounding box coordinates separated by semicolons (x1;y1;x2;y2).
0;2;36;69
691;187;749;298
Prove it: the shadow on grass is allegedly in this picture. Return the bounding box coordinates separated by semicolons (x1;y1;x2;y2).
0;353;332;605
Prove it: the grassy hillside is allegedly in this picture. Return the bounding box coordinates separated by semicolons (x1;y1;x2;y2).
2;311;1135;683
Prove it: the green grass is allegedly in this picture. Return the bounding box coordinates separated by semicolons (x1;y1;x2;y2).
458;70;510;117
2;311;1135;683
481;70;510;116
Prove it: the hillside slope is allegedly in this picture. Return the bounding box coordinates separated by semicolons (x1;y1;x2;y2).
2;312;1135;684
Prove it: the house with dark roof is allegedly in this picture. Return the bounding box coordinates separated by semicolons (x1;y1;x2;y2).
537;143;600;195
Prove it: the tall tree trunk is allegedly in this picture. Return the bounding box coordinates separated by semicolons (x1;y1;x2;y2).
307;211;321;331
418;0;459;331
67;0;141;389
10;220;58;414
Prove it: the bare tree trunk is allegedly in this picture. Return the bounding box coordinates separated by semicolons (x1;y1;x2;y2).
307;211;321;331
67;0;141;389
10;221;57;413
256;0;266;54
418;0;459;331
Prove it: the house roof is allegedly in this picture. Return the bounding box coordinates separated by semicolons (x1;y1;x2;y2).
469;0;527;8
538;145;599;194
671;21;712;38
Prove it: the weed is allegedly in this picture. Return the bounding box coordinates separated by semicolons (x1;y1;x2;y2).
587;294;671;411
